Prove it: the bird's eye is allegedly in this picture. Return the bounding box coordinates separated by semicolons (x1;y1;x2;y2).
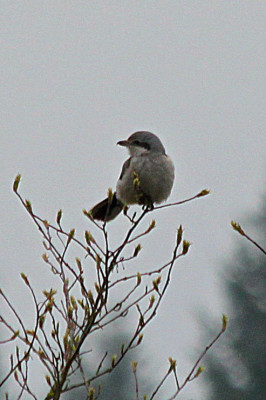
132;140;140;146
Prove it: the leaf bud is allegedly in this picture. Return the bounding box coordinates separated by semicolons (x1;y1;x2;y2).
67;306;73;318
107;188;114;204
131;360;138;373
146;219;156;233
88;290;94;306
70;296;77;310
222;314;228;331
182;240;191;255
85;230;95;244
197;189;210;197
148;295;155;309
111;354;117;367
231;220;245;235
168;357;177;372
25;199;32;213
14;370;18;381
13;174;21;193
43;220;49;229
63;328;70;350
133;244;142;257
194;365;205;378
67;228;75;245
39;314;45;329
75;257;82;272
176;225;183;247
94;283;101;294
136;272;141;286
56;209;62;225
42;253;49;263
45;374;51;386
137;334;143;345
21;273;29;286
88;387;95;400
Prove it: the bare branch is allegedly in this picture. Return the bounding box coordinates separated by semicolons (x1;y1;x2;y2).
231;220;266;255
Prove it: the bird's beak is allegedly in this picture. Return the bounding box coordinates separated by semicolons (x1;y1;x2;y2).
117;140;130;147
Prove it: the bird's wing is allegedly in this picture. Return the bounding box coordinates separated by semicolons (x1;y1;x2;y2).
118;157;132;180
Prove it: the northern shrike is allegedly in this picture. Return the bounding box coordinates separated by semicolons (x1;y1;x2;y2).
90;131;175;221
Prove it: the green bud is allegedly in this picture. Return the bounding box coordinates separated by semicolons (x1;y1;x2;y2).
56;209;62;225
13;174;21;193
25;199;32;213
83;209;93;220
137;334;143;345
231;220;245;235
67;228;75;245
39;314;45;329
85;230;95;245
111;354;117;367
96;255;101;270
146;219;156;233
107;188;114;204
45;374;51;386
194;365;205;378
88;290;94;306
70;295;77;310
67;306;73;318
43;220;49;228
14;370;18;381
139;314;144;327
63;328;70;350
88;387;95;400
131;360;138;372
148;295;155;309
182;240;191;255
222;314;228;331
94;283;101;294
42;253;49;263
133;244;142;257
197;189;210;197
43;289;57;299
153;280;158;292
156;276;161;285
78;299;84;309
45;299;54;313
168;357;177;372
75;257;82;272
176;225;183;247
21;273;29;286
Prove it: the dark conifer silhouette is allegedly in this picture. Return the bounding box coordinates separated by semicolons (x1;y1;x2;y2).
203;198;266;399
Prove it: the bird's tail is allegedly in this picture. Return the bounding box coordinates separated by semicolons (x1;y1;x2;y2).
90;192;124;222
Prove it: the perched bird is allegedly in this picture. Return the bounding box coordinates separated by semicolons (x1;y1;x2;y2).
90;131;175;221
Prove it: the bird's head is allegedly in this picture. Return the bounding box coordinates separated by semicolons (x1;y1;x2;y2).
117;131;166;156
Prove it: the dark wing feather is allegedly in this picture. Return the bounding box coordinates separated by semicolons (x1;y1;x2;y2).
119;157;132;180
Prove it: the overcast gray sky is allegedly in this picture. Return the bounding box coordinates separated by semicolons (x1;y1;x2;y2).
1;2;266;399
